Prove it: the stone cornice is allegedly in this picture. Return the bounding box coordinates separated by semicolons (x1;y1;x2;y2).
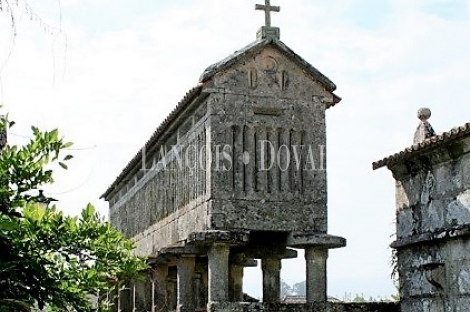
373;122;470;171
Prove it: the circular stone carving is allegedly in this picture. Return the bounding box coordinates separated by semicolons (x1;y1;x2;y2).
262;56;278;73
417;107;432;121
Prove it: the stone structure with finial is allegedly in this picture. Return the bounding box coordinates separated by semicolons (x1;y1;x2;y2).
374;109;470;311
413;107;436;144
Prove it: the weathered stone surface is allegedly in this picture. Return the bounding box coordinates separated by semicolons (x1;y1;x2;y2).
103;14;349;312
208;243;230;303
207;302;399;312
176;256;196;312
106;44;344;257
261;258;281;303
377;112;470;312
305;248;328;303
287;232;346;248
187;230;250;246
413;108;435;145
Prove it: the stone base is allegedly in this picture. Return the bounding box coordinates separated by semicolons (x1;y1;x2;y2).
257;26;280;40
187;230;250;246
287;233;346;249
207;301;399;312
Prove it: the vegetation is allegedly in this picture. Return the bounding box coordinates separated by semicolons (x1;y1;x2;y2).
0;117;148;312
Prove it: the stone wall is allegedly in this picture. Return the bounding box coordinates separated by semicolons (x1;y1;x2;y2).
393;149;470;240
381;124;470;311
205;47;331;233
207;302;399;312
108;46;339;255
108;99;210;254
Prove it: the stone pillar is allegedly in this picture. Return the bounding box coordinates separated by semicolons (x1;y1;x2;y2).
167;277;177;311
305;247;328;303
261;258;281;303
150;277;156;312
207;243;230;303
194;272;203;309
132;281;137;312
201;263;209;307
152;264;168;312
115;284;120;312
176;256;196;312
135;276;152;311
229;264;244;302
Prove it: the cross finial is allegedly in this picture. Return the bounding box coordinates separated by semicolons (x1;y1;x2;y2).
255;0;280;27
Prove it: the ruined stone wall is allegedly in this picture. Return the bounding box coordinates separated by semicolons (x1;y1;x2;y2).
390;136;470;311
205;46;332;233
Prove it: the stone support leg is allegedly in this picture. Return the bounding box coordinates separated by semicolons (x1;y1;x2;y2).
305;247;328;303
176;256;196;312
208;243;230;303
262;258;281;303
229;264;244;302
152;264;168;312
132;281;137;312
167;277;177;311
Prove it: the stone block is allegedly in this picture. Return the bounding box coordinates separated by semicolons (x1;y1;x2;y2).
421;199;445;233
445;190;470;227
396;208;413;239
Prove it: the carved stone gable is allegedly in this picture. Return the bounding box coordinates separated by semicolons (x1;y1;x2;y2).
211;46;333;104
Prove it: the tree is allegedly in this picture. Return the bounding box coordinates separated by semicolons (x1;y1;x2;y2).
291;281;306;296
0;117;148;312
352;294;366;302
280;279;293;297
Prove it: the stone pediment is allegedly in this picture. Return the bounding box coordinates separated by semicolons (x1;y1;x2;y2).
200;37;341;108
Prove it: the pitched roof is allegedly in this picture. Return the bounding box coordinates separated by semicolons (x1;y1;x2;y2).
372;122;470;170
101;85;204;199
199;37;341;107
102;37;341;200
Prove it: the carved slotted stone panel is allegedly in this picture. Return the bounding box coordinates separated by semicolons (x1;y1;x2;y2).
205;86;328;232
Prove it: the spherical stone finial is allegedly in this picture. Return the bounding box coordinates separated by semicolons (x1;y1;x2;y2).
417;107;431;121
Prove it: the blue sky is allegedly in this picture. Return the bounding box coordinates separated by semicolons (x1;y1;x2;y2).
1;0;470;300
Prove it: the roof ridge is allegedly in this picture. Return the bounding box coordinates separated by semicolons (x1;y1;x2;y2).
101;84;204;199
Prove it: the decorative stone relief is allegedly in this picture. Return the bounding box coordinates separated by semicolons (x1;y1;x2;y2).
261;55;278;73
278;70;288;91
248;68;258;89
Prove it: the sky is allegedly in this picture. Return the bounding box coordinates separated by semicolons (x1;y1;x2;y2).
1;0;470;300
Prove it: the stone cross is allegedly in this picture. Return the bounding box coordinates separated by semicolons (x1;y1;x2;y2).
255;0;280;27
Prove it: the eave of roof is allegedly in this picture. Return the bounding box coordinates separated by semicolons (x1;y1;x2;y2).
372;122;470;170
101;84;204;200
199;37;337;93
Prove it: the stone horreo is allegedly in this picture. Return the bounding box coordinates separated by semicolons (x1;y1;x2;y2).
102;2;399;312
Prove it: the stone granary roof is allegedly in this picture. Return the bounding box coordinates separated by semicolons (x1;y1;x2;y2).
372;122;470;170
199;37;341;106
101;36;340;200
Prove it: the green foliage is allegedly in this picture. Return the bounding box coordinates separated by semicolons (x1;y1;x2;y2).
0;118;148;311
352;294;366;302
